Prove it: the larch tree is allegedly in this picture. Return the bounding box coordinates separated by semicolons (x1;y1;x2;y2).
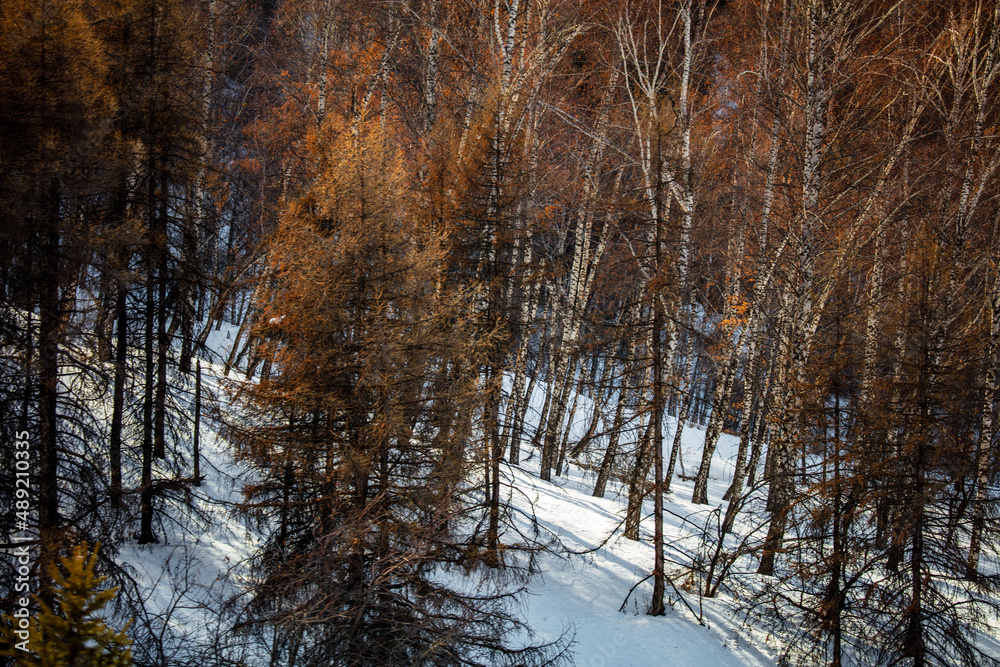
227;122;567;666
0;0;116;592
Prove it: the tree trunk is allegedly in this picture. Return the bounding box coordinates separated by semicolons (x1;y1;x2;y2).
193;358;202;486
483;359;504;567
624;411;654;541
139;240;158;544
570;356;612;460
649;269;666;616
593;366;629;498
37;222;61;591
692;326;746;504
154;240;168;460
665;347;699;493
555;376;582;477
541;354;578;480
109;286;127;505
967;263;1000;577
758;286;798;574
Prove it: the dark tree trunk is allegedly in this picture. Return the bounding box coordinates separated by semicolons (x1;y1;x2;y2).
154;237;168;460
624;415;653;541
37;224;61;572
192;358;202;485
484;359;503;567
593;373;627;498
649;298;666;616
139;253;158;544
110;286;127;505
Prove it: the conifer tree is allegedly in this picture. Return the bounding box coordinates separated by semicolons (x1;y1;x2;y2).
0;544;132;667
227;122;565;666
0;0;116;592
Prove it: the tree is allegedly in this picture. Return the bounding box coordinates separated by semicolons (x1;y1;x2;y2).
227;123;566;666
847;224;1000;667
92;0;206;544
0;543;132;667
725;5;1000;660
0;0;117;591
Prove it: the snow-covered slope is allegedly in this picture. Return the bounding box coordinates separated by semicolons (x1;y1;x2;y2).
116;330;775;664
508;422;774;667
513;466;774;666
113;340;262;664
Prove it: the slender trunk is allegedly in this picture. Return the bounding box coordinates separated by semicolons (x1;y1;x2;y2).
968;263;1000;577
21;310;32;442
317;10;330;127
692;326;746;504
484;360;504;567
758;286;798;575
746;341;776;490
757;470;789;576
225;270;270;376
724;302;769;502
624;413;653;541
37;220;61;592
177;204;198;373
95;269;116;363
907;508;925;667
649;278;666;616
225;310;251;375
110;286;127;504
531;340;556;454
194;254;261;350
828;392;844;667
154;240;168;459
541;355;577;480
510;338;542;462
193;358;202;485
555;375;582;477
139;251;158;544
626;337;656;540
594;366;629;498
503;321;531;464
906;365;929;667
665;345;698;493
570;356;611;460
423;0;441;130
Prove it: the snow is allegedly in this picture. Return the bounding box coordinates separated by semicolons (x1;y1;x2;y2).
504;415;774;667
35;301;1000;666
513;463;773;667
112;346;261;661
117;325;776;664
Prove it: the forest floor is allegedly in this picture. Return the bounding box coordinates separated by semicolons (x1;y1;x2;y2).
505;382;776;667
112;326;1000;665
505;441;777;666
113;329;774;665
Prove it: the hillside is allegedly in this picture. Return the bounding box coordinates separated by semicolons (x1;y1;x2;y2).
116;343;776;666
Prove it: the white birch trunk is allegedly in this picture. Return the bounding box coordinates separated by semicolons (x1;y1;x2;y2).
536;73;618;479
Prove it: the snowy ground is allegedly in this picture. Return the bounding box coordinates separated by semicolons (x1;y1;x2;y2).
49;311;1000;665
111;318;775;664
509;425;775;667
113;341;260;662
494;373;773;665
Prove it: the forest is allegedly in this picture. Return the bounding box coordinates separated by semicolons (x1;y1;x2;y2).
3;0;1000;665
